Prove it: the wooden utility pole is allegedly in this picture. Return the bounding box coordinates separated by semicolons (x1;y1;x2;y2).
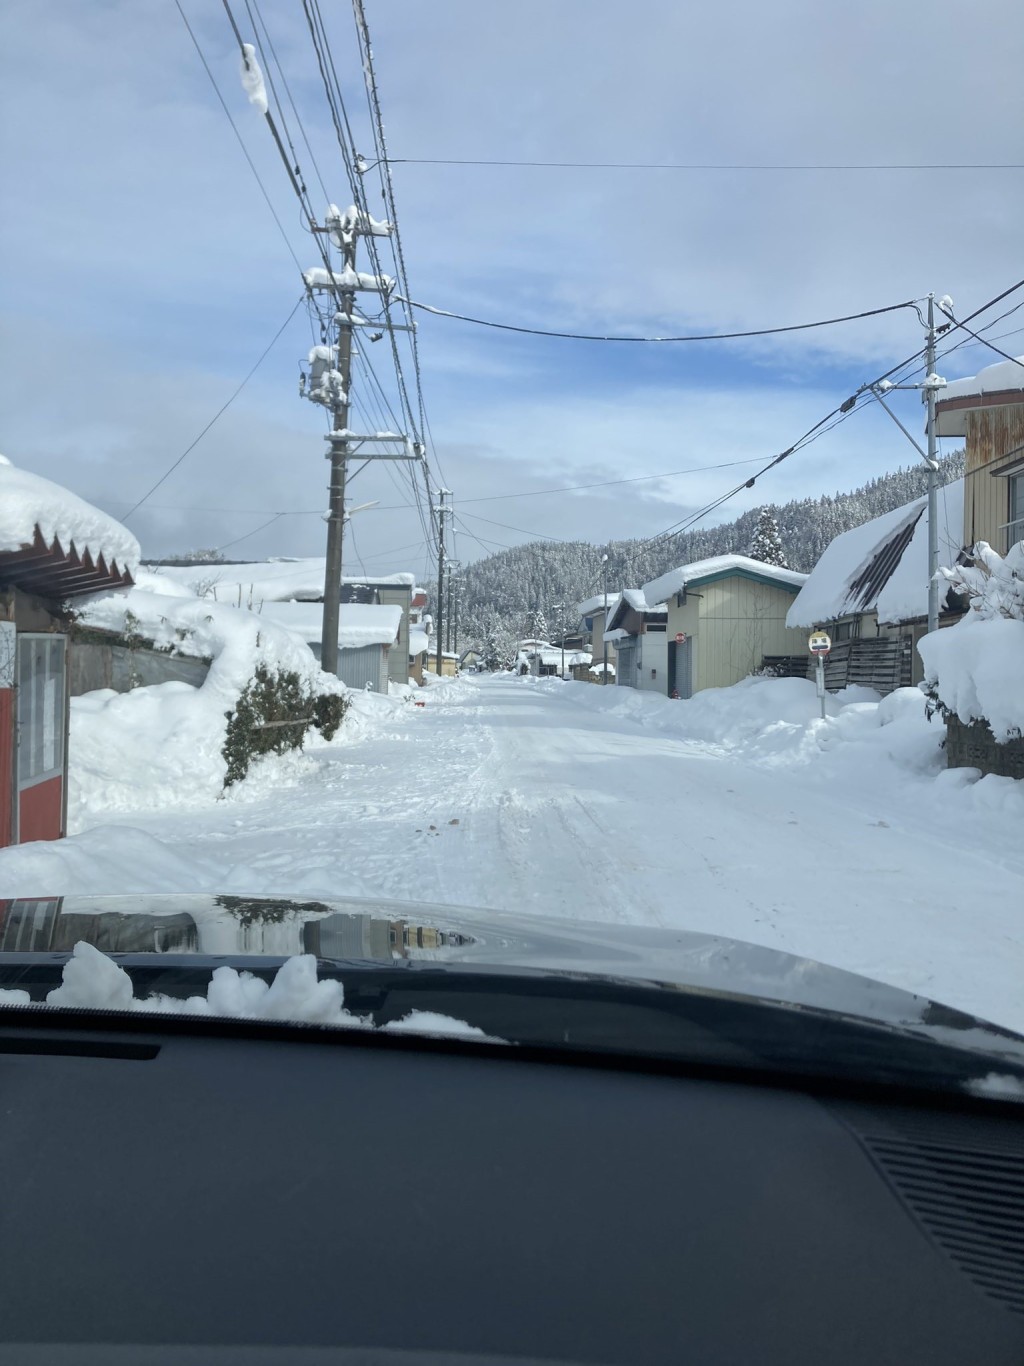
321;254;355;675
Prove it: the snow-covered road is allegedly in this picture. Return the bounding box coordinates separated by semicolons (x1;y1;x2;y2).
2;674;1022;1032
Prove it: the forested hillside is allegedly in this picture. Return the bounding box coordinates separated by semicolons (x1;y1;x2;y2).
459;453;965;649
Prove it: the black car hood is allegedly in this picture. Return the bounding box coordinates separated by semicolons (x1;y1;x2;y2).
2;891;1022;1067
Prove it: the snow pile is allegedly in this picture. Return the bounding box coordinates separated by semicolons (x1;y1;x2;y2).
69;586;346;817
920;542;1024;741
0;942;491;1041
239;43;268;114
149;560;416;606
0;454;139;573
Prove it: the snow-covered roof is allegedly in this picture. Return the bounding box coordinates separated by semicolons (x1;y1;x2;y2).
577;592;616;617
621;587;651;612
786;481;965;628
603;627;632;643
409;627;429;657
935;355;1024;437
0;454;139;575
151;559;415;605
643;554;806;607
256;600;402;650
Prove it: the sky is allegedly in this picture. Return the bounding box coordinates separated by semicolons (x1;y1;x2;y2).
1;0;1022;585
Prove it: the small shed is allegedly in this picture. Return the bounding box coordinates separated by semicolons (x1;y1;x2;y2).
256;600;402;693
785;483;965;691
640;555;808;698
605;590;668;692
0;456;137;847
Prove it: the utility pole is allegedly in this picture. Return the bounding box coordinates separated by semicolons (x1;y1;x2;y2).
924;295;940;635
320;255;355;676
552;603;565;679
601;553;609;684
302;204;423;676
434;490;452;676
867;292;946;637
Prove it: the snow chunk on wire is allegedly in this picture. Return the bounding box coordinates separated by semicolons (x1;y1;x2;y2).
239;42;268;114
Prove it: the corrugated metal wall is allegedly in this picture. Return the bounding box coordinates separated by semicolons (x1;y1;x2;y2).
336;643;388;692
695;579;807;692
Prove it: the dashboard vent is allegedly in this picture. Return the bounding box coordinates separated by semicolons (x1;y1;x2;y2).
837;1105;1024;1315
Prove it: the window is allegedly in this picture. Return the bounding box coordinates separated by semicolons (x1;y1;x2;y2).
1008;473;1024;552
16;634;67;787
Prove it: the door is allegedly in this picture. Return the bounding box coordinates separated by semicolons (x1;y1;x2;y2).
15;633;68;844
672;638;693;699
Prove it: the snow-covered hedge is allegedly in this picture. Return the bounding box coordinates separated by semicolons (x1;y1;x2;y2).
919;542;1024;742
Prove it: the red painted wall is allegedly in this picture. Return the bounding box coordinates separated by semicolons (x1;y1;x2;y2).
18;775;64;844
0;690;13;848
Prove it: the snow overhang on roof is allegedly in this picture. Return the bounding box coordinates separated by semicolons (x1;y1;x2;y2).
934;355;1024;438
0;456;139;600
642;554;806;607
577;592;616;617
786;481;965;628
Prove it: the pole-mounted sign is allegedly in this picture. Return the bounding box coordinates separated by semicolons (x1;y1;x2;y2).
808;631;831;719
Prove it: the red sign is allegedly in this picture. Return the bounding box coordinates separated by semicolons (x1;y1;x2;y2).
675;632;686;645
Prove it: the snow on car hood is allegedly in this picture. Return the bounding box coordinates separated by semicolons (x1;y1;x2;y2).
2;893;1021;1062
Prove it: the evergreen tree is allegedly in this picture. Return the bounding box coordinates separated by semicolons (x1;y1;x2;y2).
748;508;788;567
525;607;548;641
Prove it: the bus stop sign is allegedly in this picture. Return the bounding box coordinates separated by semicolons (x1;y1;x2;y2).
808;631;832;656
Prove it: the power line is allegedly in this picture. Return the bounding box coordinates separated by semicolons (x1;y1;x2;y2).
122;295;305;520
388;156;1024;172
643;278;1024;546
214;512;284;553
399;295;920;343
172;0;304;275
940;312;1024;370
458;511;568;542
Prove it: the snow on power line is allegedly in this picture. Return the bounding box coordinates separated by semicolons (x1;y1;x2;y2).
239;43;268;115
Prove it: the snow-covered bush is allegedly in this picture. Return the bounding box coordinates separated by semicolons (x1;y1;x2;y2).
223;664;348;786
920;542;1024;743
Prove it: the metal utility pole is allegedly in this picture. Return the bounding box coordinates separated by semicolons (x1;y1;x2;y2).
924;295;940;635
434;490;452;676
868;292;945;637
601;554;609;684
551;603;565;679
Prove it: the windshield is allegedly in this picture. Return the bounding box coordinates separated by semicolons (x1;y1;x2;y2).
1;3;1022;1081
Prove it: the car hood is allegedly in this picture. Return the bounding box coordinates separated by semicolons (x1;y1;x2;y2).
2;892;1022;1064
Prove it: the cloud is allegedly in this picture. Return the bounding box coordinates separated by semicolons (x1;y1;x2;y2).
0;0;1017;574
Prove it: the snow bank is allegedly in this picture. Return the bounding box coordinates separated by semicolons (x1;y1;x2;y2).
919;618;1024;741
0;942;491;1041
0;454;139;573
149;560;416;605
69;587;345;818
920;541;1024;740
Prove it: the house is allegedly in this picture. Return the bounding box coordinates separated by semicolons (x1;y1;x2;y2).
786;483;965;691
0;456;137;847
604;590;668;693
577;593;620;675
639;555;808;698
152;559;420;693
934;355;1024;555
255;599;402;693
424;651;459;678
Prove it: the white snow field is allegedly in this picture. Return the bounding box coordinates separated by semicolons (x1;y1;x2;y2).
1;673;1022;1033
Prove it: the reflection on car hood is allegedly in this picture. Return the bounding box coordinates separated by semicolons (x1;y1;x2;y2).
2;892;1021;1063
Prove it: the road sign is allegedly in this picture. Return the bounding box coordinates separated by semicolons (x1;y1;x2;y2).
675;632;687;644
808;631;831;655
